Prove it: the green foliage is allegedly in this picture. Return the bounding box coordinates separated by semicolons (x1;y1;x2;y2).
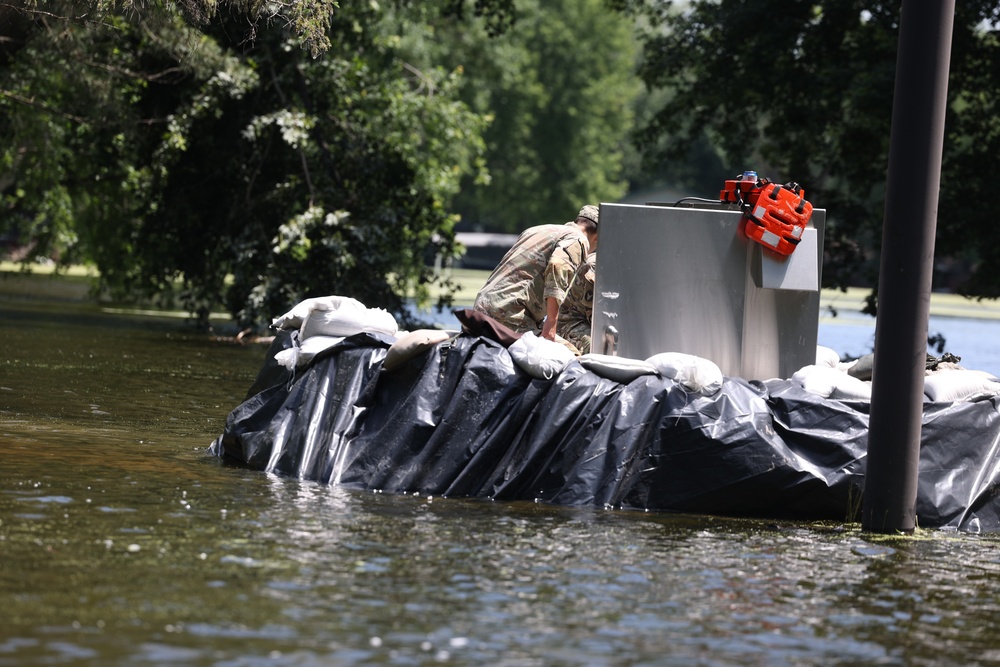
0;1;492;329
1;0;645;329
394;0;641;232
938;3;1000;299
631;0;1000;301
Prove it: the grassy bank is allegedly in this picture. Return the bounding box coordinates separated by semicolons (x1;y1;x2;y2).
0;262;235;324
0;263;487;311
0;261;97;301
820;286;1000;320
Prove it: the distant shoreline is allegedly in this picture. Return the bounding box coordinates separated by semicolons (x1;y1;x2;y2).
819;286;1000;321
5;262;1000;322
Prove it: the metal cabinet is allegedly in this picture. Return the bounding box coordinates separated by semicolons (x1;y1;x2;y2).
591;202;825;380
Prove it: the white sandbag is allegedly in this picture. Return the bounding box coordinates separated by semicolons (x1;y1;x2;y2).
272;296;363;330
577;353;657;384
830;375;873;401
508;332;576;380
300;302;397;340
792;364;872;401
924;369;1000;403
815;345;841;369
383;329;457;372
274;347;300;371
644;351;723;395
792;365;835;398
274;335;345;370
271;295;398;339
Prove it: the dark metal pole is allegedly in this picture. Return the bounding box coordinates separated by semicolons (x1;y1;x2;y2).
862;0;955;533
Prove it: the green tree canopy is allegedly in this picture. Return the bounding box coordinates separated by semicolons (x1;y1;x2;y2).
0;1;506;328
0;0;340;59
630;0;1000;308
2;0;645;327
394;0;642;233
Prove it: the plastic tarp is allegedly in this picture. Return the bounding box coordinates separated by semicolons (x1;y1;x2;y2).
210;330;1000;533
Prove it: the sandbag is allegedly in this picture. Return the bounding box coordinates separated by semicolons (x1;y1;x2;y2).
924;369;1000;403
508;332;576;380
577;353;658;384
383;329;458;372
272;295;398;339
792;364;872;401
274;335;345;370
815;345;841;368
645;351;723;394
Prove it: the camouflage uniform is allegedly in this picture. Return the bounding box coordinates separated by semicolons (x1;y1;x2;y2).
473;222;591;334
557;252;596;354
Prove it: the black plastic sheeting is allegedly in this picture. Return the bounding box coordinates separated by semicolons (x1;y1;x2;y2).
210;330;1000;532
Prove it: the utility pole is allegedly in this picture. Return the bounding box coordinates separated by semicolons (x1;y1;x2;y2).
862;0;955;533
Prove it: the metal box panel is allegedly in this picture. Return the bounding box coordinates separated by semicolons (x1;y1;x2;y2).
752;227;820;292
591;203;825;380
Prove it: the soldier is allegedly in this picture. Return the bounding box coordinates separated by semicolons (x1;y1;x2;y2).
473;205;599;342
557;252;596;354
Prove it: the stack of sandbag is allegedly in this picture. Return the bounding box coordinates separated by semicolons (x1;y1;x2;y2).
793;346;1000;403
508;332;577;380
792;364;873;401
924;368;1000;402
505;332;724;395
644;352;724;395
790;345;873;401
270;296;399;369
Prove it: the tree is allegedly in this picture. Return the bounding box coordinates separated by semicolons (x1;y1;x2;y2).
0;0;339;60
1;1;497;329
394;0;641;233
629;0;1000;309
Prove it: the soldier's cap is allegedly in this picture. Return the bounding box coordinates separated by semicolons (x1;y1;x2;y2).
577;205;599;226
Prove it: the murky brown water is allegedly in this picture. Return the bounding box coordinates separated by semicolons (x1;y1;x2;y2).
4;295;1000;666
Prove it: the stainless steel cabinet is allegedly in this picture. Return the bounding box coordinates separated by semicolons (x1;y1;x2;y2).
592;202;825;380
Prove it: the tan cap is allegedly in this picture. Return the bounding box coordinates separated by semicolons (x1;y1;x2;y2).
577;205;599;226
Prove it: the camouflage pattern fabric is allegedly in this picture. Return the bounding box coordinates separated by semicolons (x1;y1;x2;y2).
557;252;596;354
472;222;590;334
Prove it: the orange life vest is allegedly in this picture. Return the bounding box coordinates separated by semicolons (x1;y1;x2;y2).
720;176;813;256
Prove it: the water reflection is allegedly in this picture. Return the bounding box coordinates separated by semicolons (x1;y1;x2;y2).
4;297;1000;666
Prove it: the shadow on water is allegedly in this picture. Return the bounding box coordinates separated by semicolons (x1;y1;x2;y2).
4;296;1000;666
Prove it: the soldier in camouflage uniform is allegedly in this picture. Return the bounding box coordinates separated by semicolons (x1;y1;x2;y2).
557;252;596;354
473;205;599;341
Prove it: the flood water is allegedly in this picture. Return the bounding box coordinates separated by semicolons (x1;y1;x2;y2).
4;295;1000;667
